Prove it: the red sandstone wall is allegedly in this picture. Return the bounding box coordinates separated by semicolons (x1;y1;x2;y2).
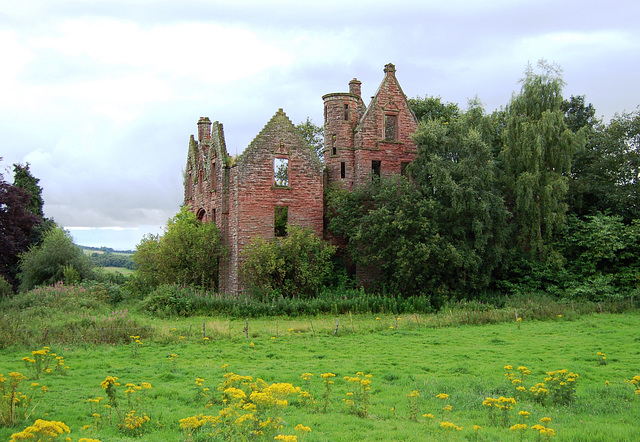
226;110;324;293
186;65;418;294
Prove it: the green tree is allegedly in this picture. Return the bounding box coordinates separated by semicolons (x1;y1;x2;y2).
12;163;44;219
568;109;640;220
240;225;335;299
500;61;586;257
408;95;460;123
558;214;640;300
561;95;598;134
133;206;223;290
296;117;324;162
17;226;93;291
327;105;509;299
0;159;42;290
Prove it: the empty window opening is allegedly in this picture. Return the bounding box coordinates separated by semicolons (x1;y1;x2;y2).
372;160;381;179
274;158;289;187
213;208;216;224
274;206;288;237
196;208;206;222
401;162;410;176
384;114;397;141
341;162;346;179
344;104;349;121
331;134;337;156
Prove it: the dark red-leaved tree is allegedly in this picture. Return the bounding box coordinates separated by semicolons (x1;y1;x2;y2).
0;162;41;290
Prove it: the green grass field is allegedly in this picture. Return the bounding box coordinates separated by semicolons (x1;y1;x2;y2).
102;266;135;276
1;312;639;441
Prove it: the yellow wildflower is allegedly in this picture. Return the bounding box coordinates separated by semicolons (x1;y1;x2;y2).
294;424;311;433
274;435;297;442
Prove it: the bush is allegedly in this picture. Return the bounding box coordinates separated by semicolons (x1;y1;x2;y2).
17;226;93;292
240;225;336;299
133;207;223;291
0;275;12;297
139;284;196;317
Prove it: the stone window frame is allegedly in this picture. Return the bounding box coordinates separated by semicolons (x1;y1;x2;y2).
371;160;381;180
383;111;399;142
273;156;290;187
401;161;410;176
330;134;338;157
274;205;288;237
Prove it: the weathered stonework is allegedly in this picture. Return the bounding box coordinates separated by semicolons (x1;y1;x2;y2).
184;64;418;293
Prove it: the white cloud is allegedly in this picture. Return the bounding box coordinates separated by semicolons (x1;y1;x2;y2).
32;19;293;83
518;31;634;62
0;31;33;82
2;0;639;250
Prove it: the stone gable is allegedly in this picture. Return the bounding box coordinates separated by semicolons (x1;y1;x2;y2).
184;64;418;293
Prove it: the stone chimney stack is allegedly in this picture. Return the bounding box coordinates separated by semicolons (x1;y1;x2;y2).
384;63;396;77
197;117;212;142
349;78;362;97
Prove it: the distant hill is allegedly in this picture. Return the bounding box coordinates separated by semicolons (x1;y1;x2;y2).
81;245;135;254
81;246;136;270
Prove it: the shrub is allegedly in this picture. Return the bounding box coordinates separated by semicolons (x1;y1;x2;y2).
133;207;223;291
17;227;93;292
240;225;336;299
139;284;196;317
0;276;12;298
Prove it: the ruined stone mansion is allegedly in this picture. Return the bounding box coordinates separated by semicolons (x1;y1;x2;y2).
184;63;419;293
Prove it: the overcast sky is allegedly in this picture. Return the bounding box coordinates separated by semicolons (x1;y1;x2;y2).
2;0;638;250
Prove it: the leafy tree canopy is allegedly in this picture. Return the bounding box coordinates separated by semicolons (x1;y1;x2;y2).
0;158;42;290
296;117;324;162
408;95;460;123
12;163;44;219
500;60;586;257
327;104;509;300
568;108;640;220
133;206;223;290
17;226;93;292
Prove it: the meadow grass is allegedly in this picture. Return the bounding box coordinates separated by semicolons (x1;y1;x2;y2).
103;266;135;276
1;312;639;440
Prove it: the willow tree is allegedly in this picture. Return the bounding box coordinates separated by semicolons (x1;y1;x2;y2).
501;61;586;257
